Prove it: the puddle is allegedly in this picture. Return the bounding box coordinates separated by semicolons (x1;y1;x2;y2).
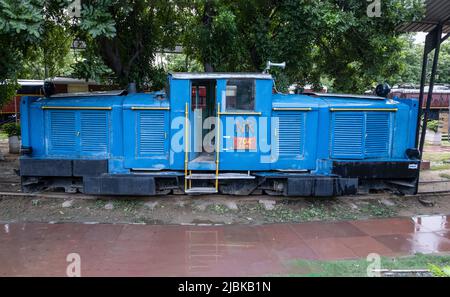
0;215;449;276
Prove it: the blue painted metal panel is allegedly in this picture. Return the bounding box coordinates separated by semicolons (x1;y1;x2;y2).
80;111;110;155
330;111;394;160
396;97;419;151
270;110;318;170
137;110;167;156
123;109;169;169
277;111;305;156
45;109;111;158
47;110;77;155
169;78;190;170
365;112;391;158
19;96;39;151
218;79;272;171
331;112;365;159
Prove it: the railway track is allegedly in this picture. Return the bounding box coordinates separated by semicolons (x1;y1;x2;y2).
0;178;449;199
0;184;449;200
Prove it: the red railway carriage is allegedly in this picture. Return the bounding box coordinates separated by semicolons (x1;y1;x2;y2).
389;86;450;120
0;78;107;121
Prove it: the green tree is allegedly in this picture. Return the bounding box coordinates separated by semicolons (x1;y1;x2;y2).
312;0;424;92
180;0;425;93
436;42;450;84
19;22;74;79
392;38;450;86
0;0;43;106
76;0;183;90
165;53;203;72
0;0;73;105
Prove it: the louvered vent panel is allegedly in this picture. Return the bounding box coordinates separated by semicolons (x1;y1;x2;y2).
277;112;305;156
49;111;76;152
138;111;166;156
365;112;390;157
331;113;364;158
80;111;109;153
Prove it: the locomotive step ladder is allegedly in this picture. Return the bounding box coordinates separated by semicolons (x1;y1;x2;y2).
185;172;255;194
186;173;255;180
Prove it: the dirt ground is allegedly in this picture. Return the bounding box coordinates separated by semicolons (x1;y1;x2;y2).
1;138;450;225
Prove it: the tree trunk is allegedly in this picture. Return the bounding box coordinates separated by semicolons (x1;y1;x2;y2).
202;0;215;72
204;63;214;72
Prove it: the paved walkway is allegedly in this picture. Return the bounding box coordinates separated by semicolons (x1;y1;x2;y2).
423;145;450;152
1;215;449;276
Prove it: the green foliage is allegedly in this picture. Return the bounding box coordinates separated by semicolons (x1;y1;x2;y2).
394;38;450;85
436;42;450;84
427;120;439;132
0;0;74;104
312;0;425;93
165;54;203;72
77;0;182;89
428;264;450;277
0;0;42;104
0;0;43;39
79;0;117;38
1;122;21;137
0;79;19;108
0;0;431;95
287;254;450;277
72;41;113;83
19;22;74;79
180;0;425;93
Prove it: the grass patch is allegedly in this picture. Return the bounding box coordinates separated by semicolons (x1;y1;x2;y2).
235;199;395;224
206;204;232;215
286;254;450;277
0;131;7;140
112;199;142;213
439;173;450;180
431;164;450;171
359;202;396;218
422;152;450;162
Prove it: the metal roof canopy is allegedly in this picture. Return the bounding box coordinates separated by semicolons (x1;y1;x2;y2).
396;0;450;33
396;0;450;194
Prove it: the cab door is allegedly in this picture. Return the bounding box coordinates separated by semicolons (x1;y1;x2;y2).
217;79;272;171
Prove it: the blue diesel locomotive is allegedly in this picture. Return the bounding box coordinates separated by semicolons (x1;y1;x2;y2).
19;72;420;196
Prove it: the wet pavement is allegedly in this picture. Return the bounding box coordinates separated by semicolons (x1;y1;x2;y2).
1;215;449;276
423;145;450;152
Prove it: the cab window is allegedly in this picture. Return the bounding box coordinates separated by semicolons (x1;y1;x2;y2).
225;79;255;111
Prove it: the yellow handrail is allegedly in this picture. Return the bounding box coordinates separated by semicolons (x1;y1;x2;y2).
42;106;112;110
215;103;221;191
330;108;398;112
272;107;312;111
131;106;170;110
184;103;189;191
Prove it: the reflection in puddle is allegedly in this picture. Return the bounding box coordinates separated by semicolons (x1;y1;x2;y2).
410;215;450;254
0;215;449;276
412;215;449;232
